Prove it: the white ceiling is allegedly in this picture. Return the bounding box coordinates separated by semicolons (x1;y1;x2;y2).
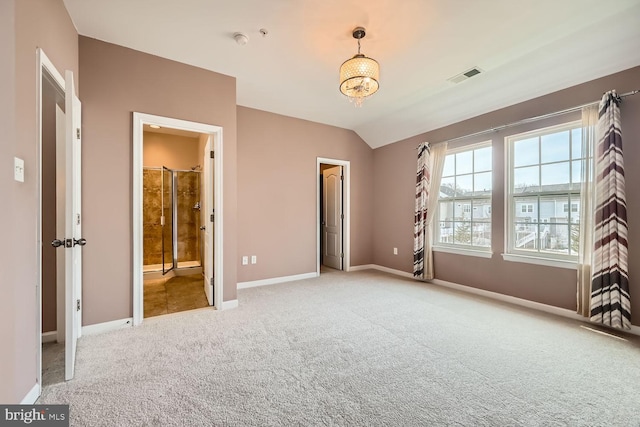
63;0;640;148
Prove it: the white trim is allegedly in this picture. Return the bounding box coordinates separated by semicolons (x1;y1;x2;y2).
348;264;376;272
350;264;414;279
42;331;57;343
433;245;493;258
21;384;40;405
221;299;239;310
81;318;133;336
351;264;640;337
317;158;351;274
36;48;66;401
237;272;318;289
501;253;577;270
132;113;224;325
429;278;640;337
430;278;584;319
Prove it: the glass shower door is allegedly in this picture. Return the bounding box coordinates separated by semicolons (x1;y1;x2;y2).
161;166;175;275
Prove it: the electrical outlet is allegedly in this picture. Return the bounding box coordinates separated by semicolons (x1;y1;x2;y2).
251;255;257;264
241;256;248;265
393;247;398;255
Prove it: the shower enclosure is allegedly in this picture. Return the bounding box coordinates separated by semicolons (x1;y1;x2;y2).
143;167;201;274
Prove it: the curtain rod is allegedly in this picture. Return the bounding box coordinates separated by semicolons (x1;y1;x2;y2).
416;89;639;149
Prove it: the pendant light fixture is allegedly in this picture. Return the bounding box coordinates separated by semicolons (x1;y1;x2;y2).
339;27;380;107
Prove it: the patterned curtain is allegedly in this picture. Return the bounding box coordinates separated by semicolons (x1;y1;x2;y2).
413;142;447;280
590;90;631;329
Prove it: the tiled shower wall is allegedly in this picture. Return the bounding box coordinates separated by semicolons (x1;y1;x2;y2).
143;169;201;266
176;171;200;263
143;169;162;266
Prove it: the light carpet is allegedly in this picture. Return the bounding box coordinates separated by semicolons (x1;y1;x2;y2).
39;269;640;426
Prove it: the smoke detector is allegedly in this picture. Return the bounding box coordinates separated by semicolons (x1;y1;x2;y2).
447;67;483;84
233;32;249;45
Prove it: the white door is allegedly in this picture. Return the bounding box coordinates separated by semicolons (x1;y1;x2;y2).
322;166;343;270
55;105;66;344
65;71;82;381
203;137;214;305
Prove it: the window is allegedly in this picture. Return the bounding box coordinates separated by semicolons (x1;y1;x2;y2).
520;204;534;213
437;142;492;250
506;121;583;260
563;203;578;213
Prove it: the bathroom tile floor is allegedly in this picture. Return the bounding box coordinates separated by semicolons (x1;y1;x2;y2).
144;274;209;318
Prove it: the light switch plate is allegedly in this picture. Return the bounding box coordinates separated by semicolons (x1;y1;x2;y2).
242;256;248;265
14;157;24;182
251;255;257;264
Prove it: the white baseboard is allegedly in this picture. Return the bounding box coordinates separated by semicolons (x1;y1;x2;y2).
220;299;238;310
42;331;57;343
21;383;40;404
351;264;414;279
348;264;375;272
356;264;640;337
82;318;133;336
237;272;318;290
430;278;584;321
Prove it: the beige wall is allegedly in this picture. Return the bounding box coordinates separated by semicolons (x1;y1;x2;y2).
143;132;200;170
78;36;238;325
1;0;78;404
237;107;373;282
372;66;640;325
0;0;17;405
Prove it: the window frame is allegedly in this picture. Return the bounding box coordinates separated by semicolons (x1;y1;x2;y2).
434;141;493;256
505;120;582;264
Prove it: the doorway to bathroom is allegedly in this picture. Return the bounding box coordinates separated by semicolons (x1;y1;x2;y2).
142;147;206;318
132;113;223;325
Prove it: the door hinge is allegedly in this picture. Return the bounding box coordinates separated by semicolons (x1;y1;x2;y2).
211;277;214;285
77;213;81;225
340;214;344;219
340;253;344;258
76;128;81;139
210;213;214;222
210;151;214;159
76;299;81;311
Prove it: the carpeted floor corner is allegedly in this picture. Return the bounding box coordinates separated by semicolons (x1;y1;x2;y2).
39;269;640;426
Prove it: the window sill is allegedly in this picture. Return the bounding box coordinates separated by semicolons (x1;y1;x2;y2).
501;253;577;270
433;246;493;259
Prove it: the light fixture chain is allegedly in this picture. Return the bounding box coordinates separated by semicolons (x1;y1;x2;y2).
357;38;361;55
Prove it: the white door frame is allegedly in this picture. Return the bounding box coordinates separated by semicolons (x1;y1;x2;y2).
36;48;67;395
316;157;350;274
132;113;224;325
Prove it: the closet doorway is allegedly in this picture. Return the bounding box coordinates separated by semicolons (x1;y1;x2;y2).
133;114;223;325
316;157;351;274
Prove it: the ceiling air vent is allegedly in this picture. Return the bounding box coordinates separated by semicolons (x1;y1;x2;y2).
447;67;483;84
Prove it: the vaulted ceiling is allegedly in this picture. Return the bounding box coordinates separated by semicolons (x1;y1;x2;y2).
63;0;640;148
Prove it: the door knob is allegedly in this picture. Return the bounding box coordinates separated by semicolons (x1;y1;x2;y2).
199;226;206;231
74;238;87;246
51;239;64;248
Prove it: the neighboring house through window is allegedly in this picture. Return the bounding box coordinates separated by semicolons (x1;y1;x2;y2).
436;142;492;250
506;121;583;260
